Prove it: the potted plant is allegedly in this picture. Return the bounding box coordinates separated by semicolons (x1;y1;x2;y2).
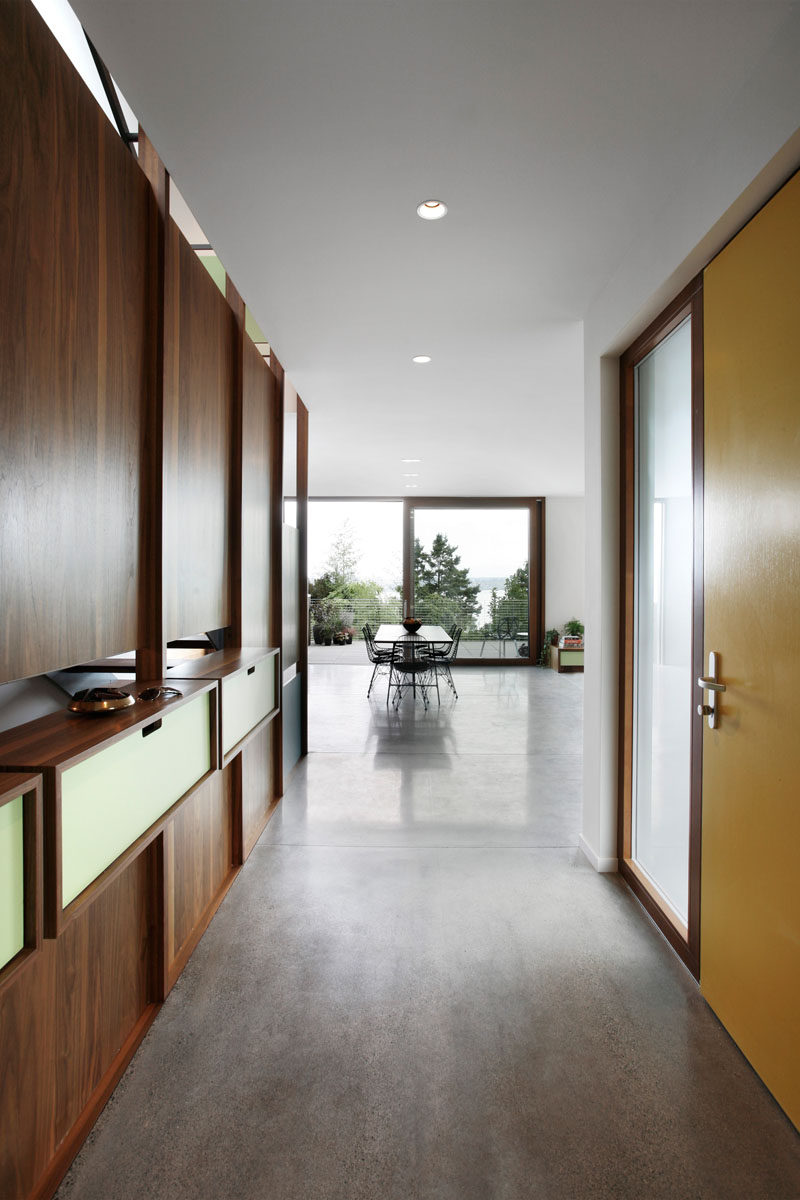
312;599;337;645
539;628;560;666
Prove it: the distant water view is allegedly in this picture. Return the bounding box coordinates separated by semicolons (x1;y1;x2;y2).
475;579;508;625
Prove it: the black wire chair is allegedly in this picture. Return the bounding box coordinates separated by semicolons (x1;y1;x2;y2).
430;626;461;698
387;642;440;710
480;617;517;657
363;624;393;698
427;623;457;656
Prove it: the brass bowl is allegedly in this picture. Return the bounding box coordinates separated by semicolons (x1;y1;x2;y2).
68;687;135;715
402;618;422;634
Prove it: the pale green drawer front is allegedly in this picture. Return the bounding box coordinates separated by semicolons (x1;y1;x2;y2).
0;796;25;968
221;660;275;757
560;650;584;666
61;693;212;907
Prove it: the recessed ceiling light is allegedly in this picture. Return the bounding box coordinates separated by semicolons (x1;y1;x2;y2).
405;484;419;489
401;458;421;463
417;199;447;220
402;472;419;477
412;355;431;364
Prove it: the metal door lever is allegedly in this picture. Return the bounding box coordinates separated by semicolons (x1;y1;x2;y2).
697;651;725;729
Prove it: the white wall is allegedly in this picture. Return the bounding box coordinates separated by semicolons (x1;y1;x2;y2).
545;498;584;632
580;18;800;874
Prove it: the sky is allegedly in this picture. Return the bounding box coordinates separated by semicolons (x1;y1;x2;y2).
308;501;529;589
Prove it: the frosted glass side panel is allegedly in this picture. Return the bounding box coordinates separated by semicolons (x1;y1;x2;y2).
0;797;25;968
222;660;276;757
61;693;212;907
633;317;692;924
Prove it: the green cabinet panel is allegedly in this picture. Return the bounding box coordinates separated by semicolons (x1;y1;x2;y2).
0;796;24;968
221;659;276;757
61;692;212;907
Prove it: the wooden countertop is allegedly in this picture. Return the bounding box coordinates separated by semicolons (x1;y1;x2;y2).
0;679;216;772
170;647;278;681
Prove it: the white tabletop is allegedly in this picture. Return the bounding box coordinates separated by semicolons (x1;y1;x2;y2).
374;624;452;645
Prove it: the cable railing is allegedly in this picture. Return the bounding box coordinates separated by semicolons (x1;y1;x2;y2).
308;597;529;646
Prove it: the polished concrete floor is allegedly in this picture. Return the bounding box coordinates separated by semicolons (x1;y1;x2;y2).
58;666;800;1199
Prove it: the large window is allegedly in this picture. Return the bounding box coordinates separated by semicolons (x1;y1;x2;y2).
406;500;544;664
307;499;543;663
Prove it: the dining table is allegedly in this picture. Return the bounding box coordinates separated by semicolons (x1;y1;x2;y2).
373;624;453;649
373;624;453;705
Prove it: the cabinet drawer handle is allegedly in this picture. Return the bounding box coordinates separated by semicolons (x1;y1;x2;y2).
142;719;162;738
247;665;256;676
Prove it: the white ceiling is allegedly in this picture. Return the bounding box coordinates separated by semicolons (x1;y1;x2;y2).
71;0;798;498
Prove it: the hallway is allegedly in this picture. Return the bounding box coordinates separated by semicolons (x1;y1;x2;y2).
58;667;800;1199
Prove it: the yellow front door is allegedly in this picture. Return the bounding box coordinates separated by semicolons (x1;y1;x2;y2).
701;169;800;1128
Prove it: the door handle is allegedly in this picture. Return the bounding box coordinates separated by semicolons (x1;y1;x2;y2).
697;651;725;728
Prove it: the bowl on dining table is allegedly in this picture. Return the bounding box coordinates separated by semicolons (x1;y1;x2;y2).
402;617;422;634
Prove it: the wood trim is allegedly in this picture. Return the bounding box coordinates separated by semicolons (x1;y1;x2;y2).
620;275;703;368
619;858;691;961
531;498;545;662
23;780;43;952
269;353;285;796
617;275;703;978
151;829;168;1003
225;276;246;648
136;128;168;683
0;774;43;996
687;286;705;979
230;752;244;866
618;354;636;864
399;496;545;508
297;398;309;757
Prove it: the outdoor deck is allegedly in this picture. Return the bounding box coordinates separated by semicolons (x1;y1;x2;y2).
308;638;530;664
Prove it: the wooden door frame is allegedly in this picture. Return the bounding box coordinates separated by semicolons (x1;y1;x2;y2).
402;497;545;667
618;275;704;979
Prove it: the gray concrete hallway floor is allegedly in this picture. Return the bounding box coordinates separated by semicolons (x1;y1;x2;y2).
58;665;800;1199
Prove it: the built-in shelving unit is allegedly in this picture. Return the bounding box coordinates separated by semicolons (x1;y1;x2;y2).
0;3;307;1197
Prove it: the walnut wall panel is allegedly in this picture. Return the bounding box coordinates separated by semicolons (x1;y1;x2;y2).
167;769;234;982
163;223;234;641
0;1;151;684
0;846;156;1200
241;337;276;647
240;721;276;860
